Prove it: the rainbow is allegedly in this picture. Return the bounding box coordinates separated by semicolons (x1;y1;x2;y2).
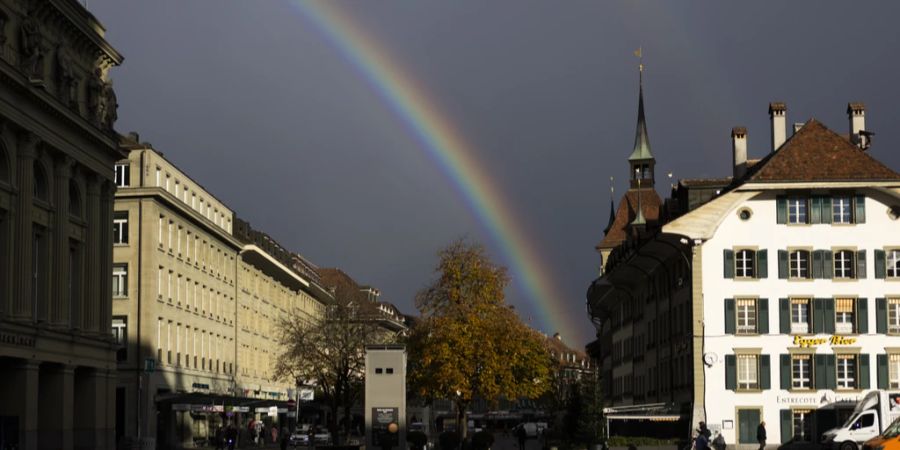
287;1;579;339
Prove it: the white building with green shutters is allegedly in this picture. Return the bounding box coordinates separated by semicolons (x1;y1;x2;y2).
663;102;900;448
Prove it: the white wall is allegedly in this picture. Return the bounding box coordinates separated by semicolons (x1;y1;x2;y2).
700;189;900;445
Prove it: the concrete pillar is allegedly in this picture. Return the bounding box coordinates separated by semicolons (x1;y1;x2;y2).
72;368;115;450
51;156;72;326
84;175;100;333
14;360;40;450
98;181;113;334
38;364;75;450
13;133;39;320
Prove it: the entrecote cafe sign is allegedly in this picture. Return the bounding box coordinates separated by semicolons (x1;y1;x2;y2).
793;335;857;348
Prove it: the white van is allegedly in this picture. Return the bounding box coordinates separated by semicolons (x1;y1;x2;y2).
822;391;900;450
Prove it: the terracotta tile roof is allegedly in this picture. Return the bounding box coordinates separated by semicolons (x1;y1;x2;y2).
746;119;900;183
596;188;662;249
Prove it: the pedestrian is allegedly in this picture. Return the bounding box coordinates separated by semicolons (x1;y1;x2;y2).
694;429;709;450
516;425;527;450
226;425;238;450
271;424;279;444
712;432;726;450
757;421;767;450
215;426;225;450
698;422;711;440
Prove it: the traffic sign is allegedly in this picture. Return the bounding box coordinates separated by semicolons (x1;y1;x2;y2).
299;388;314;401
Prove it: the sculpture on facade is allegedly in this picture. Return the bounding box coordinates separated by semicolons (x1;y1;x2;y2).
102;80;118;129
19;7;44;80
86;67;104;125
56;43;78;109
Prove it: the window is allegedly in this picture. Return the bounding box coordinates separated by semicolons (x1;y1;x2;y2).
737;354;759;390
790;250;810;279
167;221;173;250
736;249;756;278
836;354;857;389
788;197;808;224
890;354;900;389
833;196;852;224
736;299;758;335
156;318;162;362
112;264;128;298
113;212;128;244
791;355;812;389
112;316;127;362
834;250;855;279
889;299;900;335
793;410;813;442
888;250;900;278
835;298;855;334
791;298;811;334
114;163;130;187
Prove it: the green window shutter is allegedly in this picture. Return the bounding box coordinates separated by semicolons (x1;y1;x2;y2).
860;354;871;389
878;354;889;389
758;298;769;334
724;249;734;279
857;298;868;334
822;196;833;224
815;354;828;389
760;354;771;389
823;251;834;279
776;196;787;224
779;298;791;334
857;250;867;279
826;355;837;389
875;250;886;279
781;409;793;443
876;298;887;334
813;298;825;334
780;354;791;389
725;298;736;334
758;250;768;279
855;194;866;224
824;298;836;334
778;250;788;279
811;197;822;224
812;250;824;279
725;355;737;390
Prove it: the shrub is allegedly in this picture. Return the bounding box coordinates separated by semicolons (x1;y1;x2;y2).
439;431;461;450
471;431;494;450
408;431;429;450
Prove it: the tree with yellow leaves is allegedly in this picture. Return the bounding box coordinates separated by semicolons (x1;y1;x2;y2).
408;241;552;439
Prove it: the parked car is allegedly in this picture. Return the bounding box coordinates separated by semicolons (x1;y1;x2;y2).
863;416;900;450
314;429;332;445
289;432;310;447
516;422;538;438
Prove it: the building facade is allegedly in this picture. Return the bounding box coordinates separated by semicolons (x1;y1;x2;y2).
0;1;124;449
589;99;900;445
663;105;900;446
113;139;333;448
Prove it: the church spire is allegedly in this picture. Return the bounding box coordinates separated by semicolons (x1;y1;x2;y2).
603;178;615;235
627;52;656;189
628;66;653;162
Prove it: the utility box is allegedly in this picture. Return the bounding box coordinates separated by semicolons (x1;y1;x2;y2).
365;344;407;450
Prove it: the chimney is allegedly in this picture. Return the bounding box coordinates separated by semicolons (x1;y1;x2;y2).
732;126;748;179
847;102;867;148
768;102;787;152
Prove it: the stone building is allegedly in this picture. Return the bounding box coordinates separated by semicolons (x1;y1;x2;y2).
112;138;333;448
0;1;124;449
588;98;900;445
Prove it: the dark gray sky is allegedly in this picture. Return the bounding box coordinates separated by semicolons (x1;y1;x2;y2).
89;1;900;346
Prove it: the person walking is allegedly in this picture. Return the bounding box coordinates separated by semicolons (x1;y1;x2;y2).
214;426;225;450
757;421;767;450
516;425;527;450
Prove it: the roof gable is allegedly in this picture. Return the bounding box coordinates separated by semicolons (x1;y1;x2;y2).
747;119;900;183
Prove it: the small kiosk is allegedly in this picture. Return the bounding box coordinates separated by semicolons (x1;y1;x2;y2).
365;345;407;450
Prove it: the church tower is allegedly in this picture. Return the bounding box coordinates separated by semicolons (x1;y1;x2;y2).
628;66;655;189
596;61;662;273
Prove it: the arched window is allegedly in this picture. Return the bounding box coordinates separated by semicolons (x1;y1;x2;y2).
69;180;82;218
33;161;48;201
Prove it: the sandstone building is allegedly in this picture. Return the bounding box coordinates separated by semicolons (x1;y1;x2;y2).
0;1;124;449
113;138;333;448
